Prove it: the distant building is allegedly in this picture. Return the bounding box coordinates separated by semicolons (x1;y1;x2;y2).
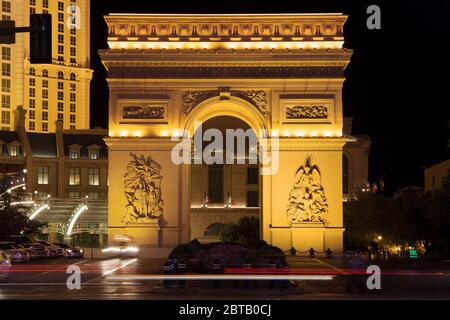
342;117;371;199
424;159;450;192
0;108;107;246
0;0;93;132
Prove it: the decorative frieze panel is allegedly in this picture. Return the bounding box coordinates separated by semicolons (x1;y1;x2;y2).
286;105;328;119
123;105;166;120
280;94;335;124
106;15;346;41
182;91;218;115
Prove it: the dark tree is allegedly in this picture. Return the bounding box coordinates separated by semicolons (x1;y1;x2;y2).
0;177;43;238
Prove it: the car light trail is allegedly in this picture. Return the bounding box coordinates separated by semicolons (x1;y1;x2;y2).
107;274;335;281
66;205;88;236
102;258;138;276
29;204;50;220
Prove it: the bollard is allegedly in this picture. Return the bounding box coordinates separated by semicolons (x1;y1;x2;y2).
326;248;332;258
290;247;297;256
177;260;187;288
309;248;315;258
212;259;222;289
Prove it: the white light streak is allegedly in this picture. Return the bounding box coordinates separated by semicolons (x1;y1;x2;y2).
66;205;88;236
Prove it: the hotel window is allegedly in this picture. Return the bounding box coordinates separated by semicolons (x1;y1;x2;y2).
57;91;64;101
246;191;259;208
69;147;80;159
29;87;35;97
70;36;76;46
58;34;64;44
70;47;76;56
70;114;76;124
29;7;36;14
58;82;64;90
58;12;64;23
70;103;76;113
42;122;48;132
29;78;35;87
58;23;64;33
2;15;10;21
29;99;35;109
70;125;75;130
58;71;64;79
43;0;48;8
58;102;64;112
42;79;48;88
1;47;10;60
29;0;36;6
70;28;76;35
42;100;48;110
1;111;10;125
2;63;10;76
58;45;64;55
88;168;100;186
69;191;80;199
2;79;10;92
29;110;35;120
88;192;99;200
69;167;81;185
8;143;19;156
70;92;76;102
70;73;76;81
42;89;48;99
2;1;11;13
58;1;64;11
89;148;99;160
42;69;48;77
37;166;49;185
29;67;35;76
42;111;48;121
246;167;259;185
2;95;10;108
57;113;63;121
70;83;76;91
208;165;224;203
29;121;35;131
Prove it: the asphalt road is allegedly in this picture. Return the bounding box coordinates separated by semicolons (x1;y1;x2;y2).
1;256;450;299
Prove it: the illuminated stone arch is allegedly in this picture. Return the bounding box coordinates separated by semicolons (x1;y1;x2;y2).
183;96;269;138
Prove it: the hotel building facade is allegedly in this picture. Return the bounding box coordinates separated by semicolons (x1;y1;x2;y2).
0;0;92;132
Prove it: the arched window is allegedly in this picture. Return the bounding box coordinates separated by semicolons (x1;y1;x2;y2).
70;73;76;81
29;67;35;76
343;154;349;195
42;69;48;77
58;71;64;79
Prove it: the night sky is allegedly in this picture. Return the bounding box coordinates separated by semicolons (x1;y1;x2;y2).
89;0;450;194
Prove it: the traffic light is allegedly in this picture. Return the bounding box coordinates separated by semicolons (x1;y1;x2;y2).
29;14;52;64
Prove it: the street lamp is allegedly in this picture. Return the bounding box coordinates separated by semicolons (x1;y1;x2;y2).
378;235;382;240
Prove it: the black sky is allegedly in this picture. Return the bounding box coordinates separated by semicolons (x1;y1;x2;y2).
89;0;450;194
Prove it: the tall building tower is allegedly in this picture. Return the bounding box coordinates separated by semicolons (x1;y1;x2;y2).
0;0;92;132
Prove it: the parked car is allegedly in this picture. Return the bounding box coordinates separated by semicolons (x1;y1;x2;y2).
0;242;31;262
7;235;48;258
344;247;370;260
37;241;65;257
0;250;12;281
9;243;38;260
54;243;83;258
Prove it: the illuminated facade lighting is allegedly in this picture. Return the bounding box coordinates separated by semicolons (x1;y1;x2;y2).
29;204;50;220
66;205;88;236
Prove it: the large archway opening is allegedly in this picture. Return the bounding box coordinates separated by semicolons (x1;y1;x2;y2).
189;115;261;243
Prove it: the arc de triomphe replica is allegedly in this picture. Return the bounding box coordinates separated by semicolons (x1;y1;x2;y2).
100;13;352;252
